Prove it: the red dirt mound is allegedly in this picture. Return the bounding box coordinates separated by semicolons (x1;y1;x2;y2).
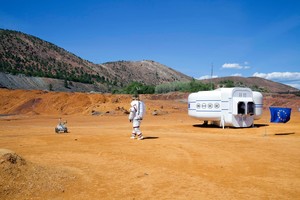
0;89;299;116
0;149;76;200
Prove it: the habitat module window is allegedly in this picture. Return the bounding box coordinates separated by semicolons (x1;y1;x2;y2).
247;102;255;115
238;102;245;114
237;102;255;115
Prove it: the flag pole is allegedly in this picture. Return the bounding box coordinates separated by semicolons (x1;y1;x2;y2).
264;109;268;137
210;63;214;91
264;119;267;136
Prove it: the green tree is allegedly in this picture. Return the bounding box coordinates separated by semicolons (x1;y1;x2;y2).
219;80;235;87
117;82;155;94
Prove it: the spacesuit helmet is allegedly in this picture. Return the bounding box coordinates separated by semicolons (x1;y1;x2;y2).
132;94;139;100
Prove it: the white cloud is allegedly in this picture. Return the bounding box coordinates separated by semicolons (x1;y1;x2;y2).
222;63;243;69
252;72;300;81
288;83;300;89
222;63;250;69
197;75;218;80
253;72;300;89
231;73;242;77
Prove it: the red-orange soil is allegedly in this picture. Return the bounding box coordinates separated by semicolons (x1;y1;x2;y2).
0;89;300;199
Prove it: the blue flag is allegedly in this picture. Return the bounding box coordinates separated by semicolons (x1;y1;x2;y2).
269;107;291;123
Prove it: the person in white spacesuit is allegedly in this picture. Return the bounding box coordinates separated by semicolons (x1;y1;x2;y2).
128;94;145;140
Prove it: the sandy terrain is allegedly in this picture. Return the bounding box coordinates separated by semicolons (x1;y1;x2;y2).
0;89;300;200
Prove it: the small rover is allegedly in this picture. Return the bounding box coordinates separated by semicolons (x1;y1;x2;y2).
55;120;68;133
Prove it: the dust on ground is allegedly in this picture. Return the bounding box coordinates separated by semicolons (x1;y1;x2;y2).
0;89;300;199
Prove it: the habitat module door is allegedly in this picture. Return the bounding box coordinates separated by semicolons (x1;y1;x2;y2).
231;91;255;127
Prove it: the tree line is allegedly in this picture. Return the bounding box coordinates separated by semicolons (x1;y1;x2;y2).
114;79;267;94
114;79;213;94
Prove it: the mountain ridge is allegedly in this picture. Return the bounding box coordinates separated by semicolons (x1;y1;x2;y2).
200;76;299;93
0;29;192;92
0;28;299;93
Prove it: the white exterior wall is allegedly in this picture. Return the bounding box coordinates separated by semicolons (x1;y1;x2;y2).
188;91;221;121
220;88;233;126
188;87;263;128
253;91;263;119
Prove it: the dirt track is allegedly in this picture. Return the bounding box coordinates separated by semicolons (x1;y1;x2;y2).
1;89;300;199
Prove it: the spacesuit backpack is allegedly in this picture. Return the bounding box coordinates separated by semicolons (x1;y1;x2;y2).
137;101;146;120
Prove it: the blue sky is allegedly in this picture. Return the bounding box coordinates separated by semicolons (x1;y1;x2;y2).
1;0;300;89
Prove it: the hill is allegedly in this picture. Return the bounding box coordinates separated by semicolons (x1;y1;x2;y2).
0;29;192;92
0;29;298;93
199;76;299;93
103;60;191;86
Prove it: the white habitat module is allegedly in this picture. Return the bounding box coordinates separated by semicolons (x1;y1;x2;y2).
188;87;263;128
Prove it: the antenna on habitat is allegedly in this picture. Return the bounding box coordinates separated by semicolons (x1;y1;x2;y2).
210;63;214;90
